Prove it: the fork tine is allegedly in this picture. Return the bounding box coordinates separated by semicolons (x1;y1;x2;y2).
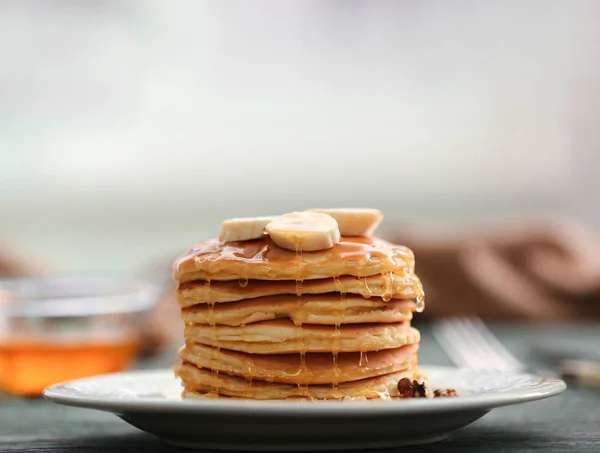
467;317;523;370
433;320;491;370
433;317;523;372
452;317;516;371
432;322;472;369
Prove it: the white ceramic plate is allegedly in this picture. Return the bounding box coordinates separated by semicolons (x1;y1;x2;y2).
43;367;565;451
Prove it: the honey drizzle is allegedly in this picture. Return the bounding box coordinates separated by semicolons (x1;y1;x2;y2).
205;278;221;395
294;300;311;398
237;270;250;392
415;295;425;313
293;278;304;327
415;279;425;312
356;273;372;377
292;236;313;399
177;236;416;282
382;272;394;302
359;350;369;369
295;279;303;298
361;276;372;298
179;227;426;400
294;351;315;398
294;237;303;262
403;265;425;312
331;276;344;390
241;358;256;398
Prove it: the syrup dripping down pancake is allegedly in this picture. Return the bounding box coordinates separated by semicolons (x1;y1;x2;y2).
175;363;420;400
179;343;418;385
172;210;427;401
177;274;423;307
181;295;416;326
174;236;415;283
184;320;420;354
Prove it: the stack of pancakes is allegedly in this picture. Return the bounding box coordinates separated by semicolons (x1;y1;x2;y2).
172;212;425;400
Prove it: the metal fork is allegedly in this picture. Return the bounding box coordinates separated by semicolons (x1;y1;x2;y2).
432;317;525;372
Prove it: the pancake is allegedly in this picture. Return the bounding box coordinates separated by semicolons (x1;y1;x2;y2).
174;236;415;283
184;320;420;354
181;295;415;326
177;274;423;307
172;210;427;400
179;343;418;385
175;363;420;400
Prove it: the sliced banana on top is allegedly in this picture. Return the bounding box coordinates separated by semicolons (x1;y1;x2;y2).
266;212;341;252
219;216;280;242
309;208;383;236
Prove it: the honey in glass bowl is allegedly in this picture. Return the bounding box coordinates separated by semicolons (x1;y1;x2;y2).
0;276;157;396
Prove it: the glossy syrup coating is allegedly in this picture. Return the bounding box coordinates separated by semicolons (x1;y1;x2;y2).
173;224;426;400
174;236;416;282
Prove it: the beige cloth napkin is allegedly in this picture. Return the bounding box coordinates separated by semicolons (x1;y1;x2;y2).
386;216;600;321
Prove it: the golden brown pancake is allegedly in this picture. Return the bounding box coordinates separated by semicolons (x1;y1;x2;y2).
175;363;420;400
172;216;427;401
184;320;419;354
181;295;415;326
177;274;423;307
174;236;415;282
179;343;418;385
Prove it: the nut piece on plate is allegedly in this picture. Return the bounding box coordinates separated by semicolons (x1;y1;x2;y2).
397;378;458;398
266;211;341;252
309;208;383;236
397;378;432;398
219;216;280;242
397;377;418;398
413;381;431;398
433;389;458;398
397;378;456;399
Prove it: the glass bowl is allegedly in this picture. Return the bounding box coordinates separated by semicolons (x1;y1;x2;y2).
0;275;159;396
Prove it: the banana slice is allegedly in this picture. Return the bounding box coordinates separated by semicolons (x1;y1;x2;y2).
219;216;280;242
309;208;383;236
266;212;341;252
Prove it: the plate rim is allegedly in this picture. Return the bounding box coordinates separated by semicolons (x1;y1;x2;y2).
42;366;566;416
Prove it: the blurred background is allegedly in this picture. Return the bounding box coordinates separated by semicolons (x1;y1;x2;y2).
2;0;600;274
1;0;600;396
